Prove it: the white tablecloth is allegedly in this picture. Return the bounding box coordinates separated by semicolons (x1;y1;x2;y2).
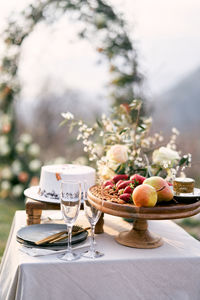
1;210;200;300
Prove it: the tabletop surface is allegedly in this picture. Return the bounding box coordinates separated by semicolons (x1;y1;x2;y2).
1;210;200;300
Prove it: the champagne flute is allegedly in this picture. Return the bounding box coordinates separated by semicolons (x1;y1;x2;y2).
82;182;104;259
59;180;81;261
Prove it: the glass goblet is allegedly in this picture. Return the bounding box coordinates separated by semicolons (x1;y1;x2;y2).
59;180;81;261
82;182;104;259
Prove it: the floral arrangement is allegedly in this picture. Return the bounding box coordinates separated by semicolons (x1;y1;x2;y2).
62;100;191;182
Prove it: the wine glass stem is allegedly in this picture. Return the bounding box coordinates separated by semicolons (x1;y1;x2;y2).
67;225;72;253
90;224;95;253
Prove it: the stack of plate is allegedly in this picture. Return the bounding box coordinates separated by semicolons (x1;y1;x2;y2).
16;224;88;250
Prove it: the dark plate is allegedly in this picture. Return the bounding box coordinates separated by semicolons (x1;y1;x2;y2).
16;236;72;250
16;223;88;247
173;188;200;204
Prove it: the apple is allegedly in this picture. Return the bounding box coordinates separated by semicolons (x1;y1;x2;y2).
143;176;173;202
132;184;157;207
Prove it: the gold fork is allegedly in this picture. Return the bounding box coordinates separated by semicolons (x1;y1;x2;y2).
35;225;85;245
49;227;91;244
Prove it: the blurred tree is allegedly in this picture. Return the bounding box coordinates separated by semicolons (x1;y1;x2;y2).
0;0;144;200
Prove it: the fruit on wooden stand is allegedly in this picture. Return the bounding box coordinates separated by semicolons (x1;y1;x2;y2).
132;184;157;207
101;172;175;207
112;174;129;183
143;176;173;202
116;180;124;188
103;180;115;188
130;174;146;185
118;189;125;195
124;185;134;194
119;193;132;202
116;180;133;190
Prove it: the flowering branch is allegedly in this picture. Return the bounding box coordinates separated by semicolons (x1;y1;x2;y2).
62;99;192;181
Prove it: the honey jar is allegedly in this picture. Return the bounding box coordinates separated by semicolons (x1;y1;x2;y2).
173;177;195;195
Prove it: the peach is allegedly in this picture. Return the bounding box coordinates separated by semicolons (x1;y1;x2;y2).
132;184;157;207
143;176;173;202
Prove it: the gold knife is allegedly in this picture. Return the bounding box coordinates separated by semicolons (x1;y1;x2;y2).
49;227;91;244
35;226;90;245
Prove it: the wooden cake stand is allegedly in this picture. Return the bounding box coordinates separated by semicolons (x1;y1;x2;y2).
87;186;200;249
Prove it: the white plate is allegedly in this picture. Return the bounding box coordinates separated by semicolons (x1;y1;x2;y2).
24;186;60;204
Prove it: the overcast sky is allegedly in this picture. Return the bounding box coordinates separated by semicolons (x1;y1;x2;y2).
0;0;200;101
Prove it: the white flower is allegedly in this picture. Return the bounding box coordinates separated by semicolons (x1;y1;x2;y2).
77;134;82;140
29;159;41;171
104;120;113;132
83;132;90;139
1;180;11;190
20;133;32;144
98;164;116;180
0;136;8;146
144;117;152;126
0;143;10;156
95;144;104;157
1;167;12;180
12;160;22;174
79;124;87;132
172;127;180;135
16;142;25;154
152;147;180;166
61;112;74;120
12;184;23;197
28;144;40;156
106;145;128;163
94;13;107;28
141;139;150;148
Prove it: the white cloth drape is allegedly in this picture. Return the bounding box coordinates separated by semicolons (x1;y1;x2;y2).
1;210;200;300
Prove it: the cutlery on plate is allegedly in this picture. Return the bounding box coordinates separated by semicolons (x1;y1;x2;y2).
35;226;90;245
49;227;90;244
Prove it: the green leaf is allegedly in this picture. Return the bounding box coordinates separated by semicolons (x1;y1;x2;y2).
59;119;68;127
138;124;146;131
119;128;129;135
179;157;188;166
115;163;126;174
96;119;103;128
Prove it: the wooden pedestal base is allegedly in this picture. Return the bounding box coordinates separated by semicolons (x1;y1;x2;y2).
115;219;163;249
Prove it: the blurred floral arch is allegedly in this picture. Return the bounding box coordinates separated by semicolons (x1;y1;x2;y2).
0;0;143;200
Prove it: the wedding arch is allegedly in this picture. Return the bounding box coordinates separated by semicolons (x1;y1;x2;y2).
0;0;143;200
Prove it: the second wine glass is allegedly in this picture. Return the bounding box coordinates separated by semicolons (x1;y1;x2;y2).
82;182;104;259
59;180;81;261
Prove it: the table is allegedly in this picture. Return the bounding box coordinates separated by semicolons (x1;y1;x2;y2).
25;198;104;233
1;211;200;300
25;198;60;225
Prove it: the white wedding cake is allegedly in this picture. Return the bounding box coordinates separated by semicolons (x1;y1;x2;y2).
24;164;96;203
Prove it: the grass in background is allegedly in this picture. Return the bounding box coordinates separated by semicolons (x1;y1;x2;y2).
177;218;200;240
0;200;24;260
